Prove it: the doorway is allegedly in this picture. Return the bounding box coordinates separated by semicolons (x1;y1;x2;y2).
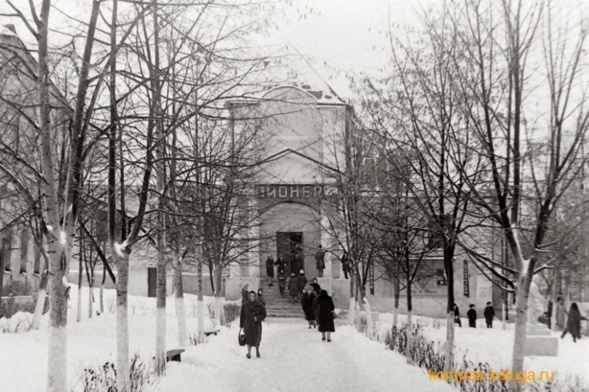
276;232;303;276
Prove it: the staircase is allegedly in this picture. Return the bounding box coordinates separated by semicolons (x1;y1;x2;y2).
260;278;304;318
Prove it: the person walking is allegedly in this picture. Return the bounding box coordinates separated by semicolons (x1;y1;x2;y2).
467;304;477;328
276;256;286;274
453;303;462;327
277;268;287;297
315;245;326;278
484;302;495;328
301;285;317;329
314;288;335;341
239;291;267;358
561;303;585;342
288;273;299;303
265;256;275;287
297;269;307;296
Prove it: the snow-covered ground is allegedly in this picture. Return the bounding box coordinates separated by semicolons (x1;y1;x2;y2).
0;287;225;392
149;318;455;392
1;287;588;391
377;313;589;386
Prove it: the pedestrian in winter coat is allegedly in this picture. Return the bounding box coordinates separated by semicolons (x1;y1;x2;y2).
288;273;299;303
266;256;275;286
297;270;307;294
467;304;477;328
484;302;495;328
453;303;462;327
315;244;326;277
240;291;267;358
561;303;586;342
257;288;266;307
276;257;286;273
301;285;317;328
277;269;287;296
555;296;566;331
314;289;335;341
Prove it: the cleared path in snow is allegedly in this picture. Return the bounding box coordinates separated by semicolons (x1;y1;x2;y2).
151;318;455;392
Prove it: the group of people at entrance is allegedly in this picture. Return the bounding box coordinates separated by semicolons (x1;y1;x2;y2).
265;244;327;283
301;283;336;342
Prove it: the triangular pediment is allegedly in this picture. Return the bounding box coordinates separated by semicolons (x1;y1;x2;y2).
256;149;339;184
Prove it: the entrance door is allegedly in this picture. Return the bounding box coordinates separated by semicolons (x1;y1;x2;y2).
276;232;303;276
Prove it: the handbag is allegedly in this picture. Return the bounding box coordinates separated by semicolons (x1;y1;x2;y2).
238;329;246;346
332;310;338;319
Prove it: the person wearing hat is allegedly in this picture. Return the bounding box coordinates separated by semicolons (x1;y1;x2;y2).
297;269;307;296
314;288;335;341
288;273;299;303
301;285;317;329
277;268;287;296
484;301;495;328
239;290;266;358
257;288;266;307
315;244;326;277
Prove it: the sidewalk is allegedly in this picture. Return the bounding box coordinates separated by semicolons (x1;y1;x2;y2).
151;318;456;392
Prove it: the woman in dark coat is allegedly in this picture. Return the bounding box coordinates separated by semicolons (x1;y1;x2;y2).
301;285;316;329
315;289;335;341
288;273;299;303
561;302;585;342
278;268;287;296
297;270;307;295
240;291;267;358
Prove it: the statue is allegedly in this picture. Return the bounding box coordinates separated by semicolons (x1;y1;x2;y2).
527;281;546;327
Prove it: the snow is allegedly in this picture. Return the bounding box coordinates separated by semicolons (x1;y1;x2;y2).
377;313;589;386
150;319;455;392
1;286;587;391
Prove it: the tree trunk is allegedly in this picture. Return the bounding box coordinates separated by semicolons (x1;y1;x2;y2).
115;253;130;392
511;263;533;392
348;269;355;325
77;249;83;322
197;256;204;342
174;253;187;347
406;277;413;363
502;299;507;330
444;311;455;371
100;266;105;315
88;277;93;319
155;244;167;374
392;265;400;333
406;307;413;356
31;271;49;329
214;266;224;329
46;250;68;392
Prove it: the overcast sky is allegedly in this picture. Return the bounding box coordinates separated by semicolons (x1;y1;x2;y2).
1;0;587;99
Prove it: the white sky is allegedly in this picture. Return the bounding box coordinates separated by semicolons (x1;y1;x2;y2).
1;0;587;99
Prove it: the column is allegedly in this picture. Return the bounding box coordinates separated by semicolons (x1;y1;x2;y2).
320;205;332;278
248;198;260;278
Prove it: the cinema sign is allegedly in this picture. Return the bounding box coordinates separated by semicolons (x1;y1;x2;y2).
256;184;325;199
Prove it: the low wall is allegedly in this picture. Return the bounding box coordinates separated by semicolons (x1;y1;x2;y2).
0;295;46;318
